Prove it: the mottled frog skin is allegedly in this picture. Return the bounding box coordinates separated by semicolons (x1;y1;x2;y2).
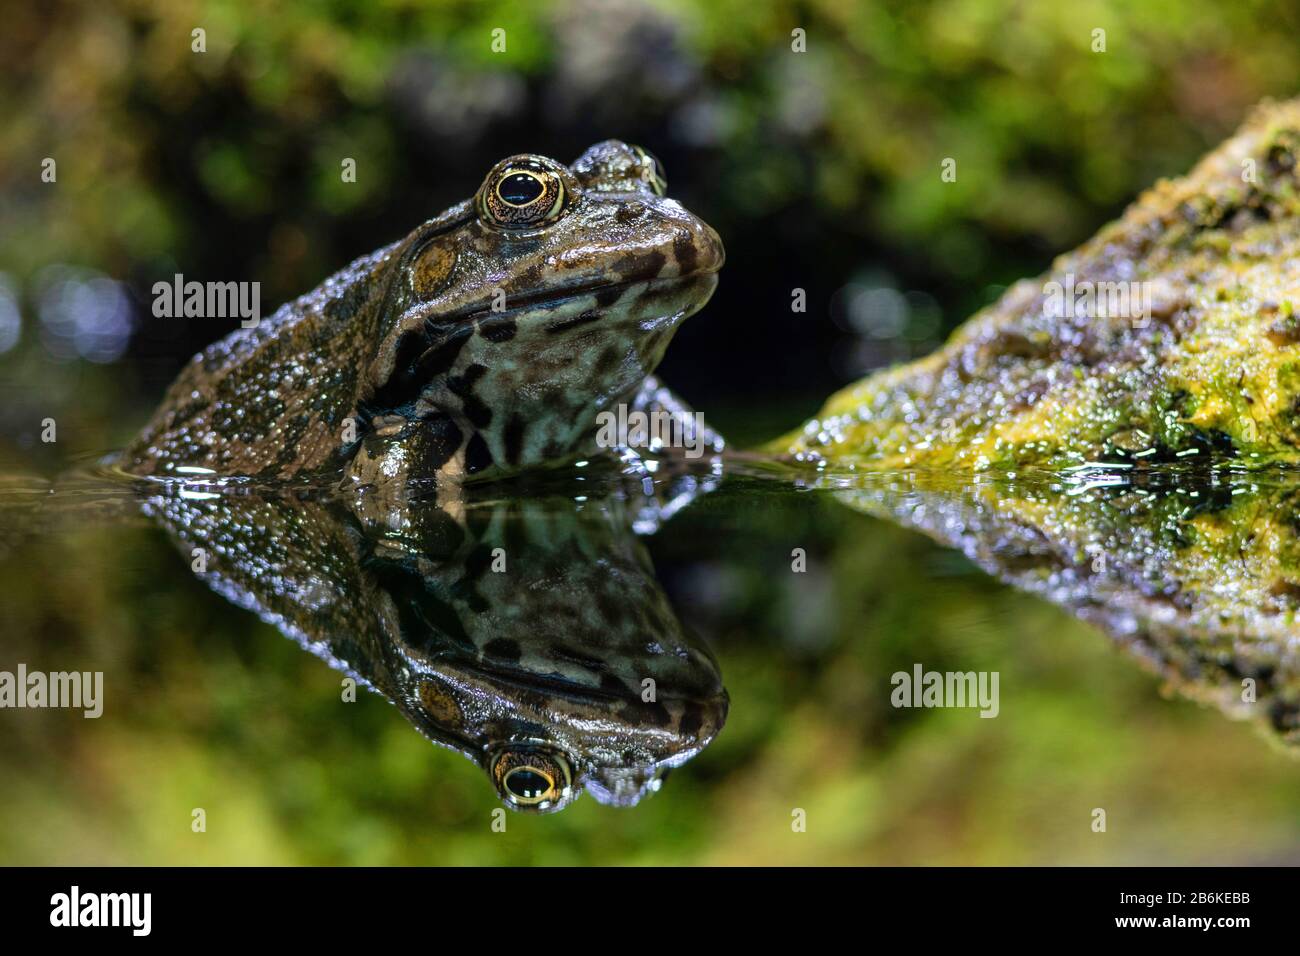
120;141;724;486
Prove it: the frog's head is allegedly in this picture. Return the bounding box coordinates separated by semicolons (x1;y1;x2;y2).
363;141;724;476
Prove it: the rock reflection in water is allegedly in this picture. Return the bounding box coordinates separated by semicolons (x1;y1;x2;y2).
139;471;728;813
825;465;1300;745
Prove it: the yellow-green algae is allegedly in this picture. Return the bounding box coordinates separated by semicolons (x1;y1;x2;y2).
775;99;1300;471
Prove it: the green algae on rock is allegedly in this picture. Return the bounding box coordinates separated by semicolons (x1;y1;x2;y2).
777;99;1300;471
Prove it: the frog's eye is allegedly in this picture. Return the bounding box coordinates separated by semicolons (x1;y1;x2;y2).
632;145;667;196
489;744;574;811
479;157;567;229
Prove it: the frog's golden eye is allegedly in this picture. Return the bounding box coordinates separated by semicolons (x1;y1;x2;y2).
479;158;567;229
490;745;574;811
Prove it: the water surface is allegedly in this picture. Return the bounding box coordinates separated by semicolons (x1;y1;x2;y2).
2;457;1299;864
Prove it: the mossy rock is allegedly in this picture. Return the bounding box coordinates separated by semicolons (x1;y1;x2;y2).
775;99;1300;471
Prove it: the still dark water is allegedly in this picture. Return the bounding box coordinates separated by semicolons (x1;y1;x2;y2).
2;455;1300;864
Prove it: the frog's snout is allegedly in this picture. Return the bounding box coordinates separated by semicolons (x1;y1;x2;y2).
610;195;726;290
674;214;725;279
570;139;725;281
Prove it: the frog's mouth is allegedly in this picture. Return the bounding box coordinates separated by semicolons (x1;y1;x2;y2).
460;272;718;328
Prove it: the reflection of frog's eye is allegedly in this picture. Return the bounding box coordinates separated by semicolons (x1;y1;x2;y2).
489;745;574;811
479;158;567;229
632;145;667;196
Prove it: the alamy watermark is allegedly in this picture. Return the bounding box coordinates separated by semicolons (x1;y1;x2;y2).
50;886;150;936
1043;273;1151;326
152;273;260;328
594;404;709;459
0;664;102;718
891;664;999;718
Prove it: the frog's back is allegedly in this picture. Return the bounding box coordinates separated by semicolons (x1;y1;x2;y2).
121;242;404;478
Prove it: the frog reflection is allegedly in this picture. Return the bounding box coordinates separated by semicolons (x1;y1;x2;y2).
829;467;1300;745
139;473;727;811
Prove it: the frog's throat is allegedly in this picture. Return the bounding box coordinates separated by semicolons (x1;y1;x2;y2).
365;272;718;477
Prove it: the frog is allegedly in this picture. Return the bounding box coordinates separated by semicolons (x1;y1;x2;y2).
118;140;725;488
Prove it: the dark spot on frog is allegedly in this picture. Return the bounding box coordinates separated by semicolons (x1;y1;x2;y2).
368;329;431;410
452;579;490;616
374;565;474;656
599;672;628;694
637;699;672;727
546;309;602;335
448;364;492;428
513;261;545;288
615;202;646;225
551;644;608;673
673;230;699;276
482;638;522;662
614;250;667;281
457;543;497;590
677;704;703;741
464;432;494;473
415;325;474;380
477;314;516;342
594;345;622;379
418;417;463;472
503;414;525;466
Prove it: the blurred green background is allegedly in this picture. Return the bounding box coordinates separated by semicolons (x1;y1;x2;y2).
2;0;1300;864
5;0;1300;460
